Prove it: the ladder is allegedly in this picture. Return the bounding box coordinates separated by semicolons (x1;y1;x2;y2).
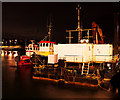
81;62;90;75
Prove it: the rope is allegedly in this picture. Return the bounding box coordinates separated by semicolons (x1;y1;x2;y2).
36;55;43;65
98;83;111;92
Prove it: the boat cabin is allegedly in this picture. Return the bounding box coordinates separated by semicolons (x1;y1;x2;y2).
39;41;55;52
39;41;56;56
25;43;39;56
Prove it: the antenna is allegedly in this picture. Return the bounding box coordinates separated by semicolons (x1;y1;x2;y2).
76;4;82;43
47;15;53;41
48;21;52;41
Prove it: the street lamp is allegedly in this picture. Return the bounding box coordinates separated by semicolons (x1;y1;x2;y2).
9;40;11;46
6;41;7;46
15;39;17;45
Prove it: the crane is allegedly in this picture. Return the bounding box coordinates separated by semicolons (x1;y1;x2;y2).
92;21;104;44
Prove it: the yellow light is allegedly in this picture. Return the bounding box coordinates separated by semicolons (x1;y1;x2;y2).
9;40;11;43
1;50;4;56
80;39;83;43
86;39;89;43
27;52;30;56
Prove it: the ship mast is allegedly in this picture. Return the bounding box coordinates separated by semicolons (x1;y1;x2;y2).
66;4;92;44
48;22;52;41
66;4;82;44
42;21;52;41
76;4;81;43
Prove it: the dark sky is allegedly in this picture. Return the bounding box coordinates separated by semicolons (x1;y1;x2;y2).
2;2;119;43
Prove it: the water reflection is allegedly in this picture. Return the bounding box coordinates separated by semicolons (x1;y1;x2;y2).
2;52;119;99
1;50;18;57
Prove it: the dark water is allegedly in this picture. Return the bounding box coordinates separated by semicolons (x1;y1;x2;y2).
2;54;119;99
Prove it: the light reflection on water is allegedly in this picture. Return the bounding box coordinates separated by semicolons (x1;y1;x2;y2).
2;51;118;99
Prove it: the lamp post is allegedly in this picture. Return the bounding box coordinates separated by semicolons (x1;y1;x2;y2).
15;39;17;45
9;40;11;46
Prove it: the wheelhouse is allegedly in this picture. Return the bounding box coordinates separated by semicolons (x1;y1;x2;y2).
39;41;55;52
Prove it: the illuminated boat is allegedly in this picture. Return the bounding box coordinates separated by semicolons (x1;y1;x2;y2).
25;40;39;57
15;4;119;90
31;5;117;90
18;55;32;67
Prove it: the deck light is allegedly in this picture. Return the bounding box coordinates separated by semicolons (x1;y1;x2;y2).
80;39;83;43
86;39;89;43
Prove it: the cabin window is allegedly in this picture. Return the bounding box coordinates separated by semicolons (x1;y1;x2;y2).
30;48;32;50
40;43;42;46
43;43;45;47
34;47;35;50
46;43;48;47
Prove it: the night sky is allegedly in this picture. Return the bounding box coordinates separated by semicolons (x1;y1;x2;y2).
2;2;119;43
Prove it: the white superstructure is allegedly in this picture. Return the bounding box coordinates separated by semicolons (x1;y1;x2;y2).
48;43;113;64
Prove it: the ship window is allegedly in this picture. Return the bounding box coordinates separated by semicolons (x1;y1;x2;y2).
34;47;35;50
40;43;42;46
50;43;51;46
30;48;32;50
43;43;45;47
46;43;48;47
